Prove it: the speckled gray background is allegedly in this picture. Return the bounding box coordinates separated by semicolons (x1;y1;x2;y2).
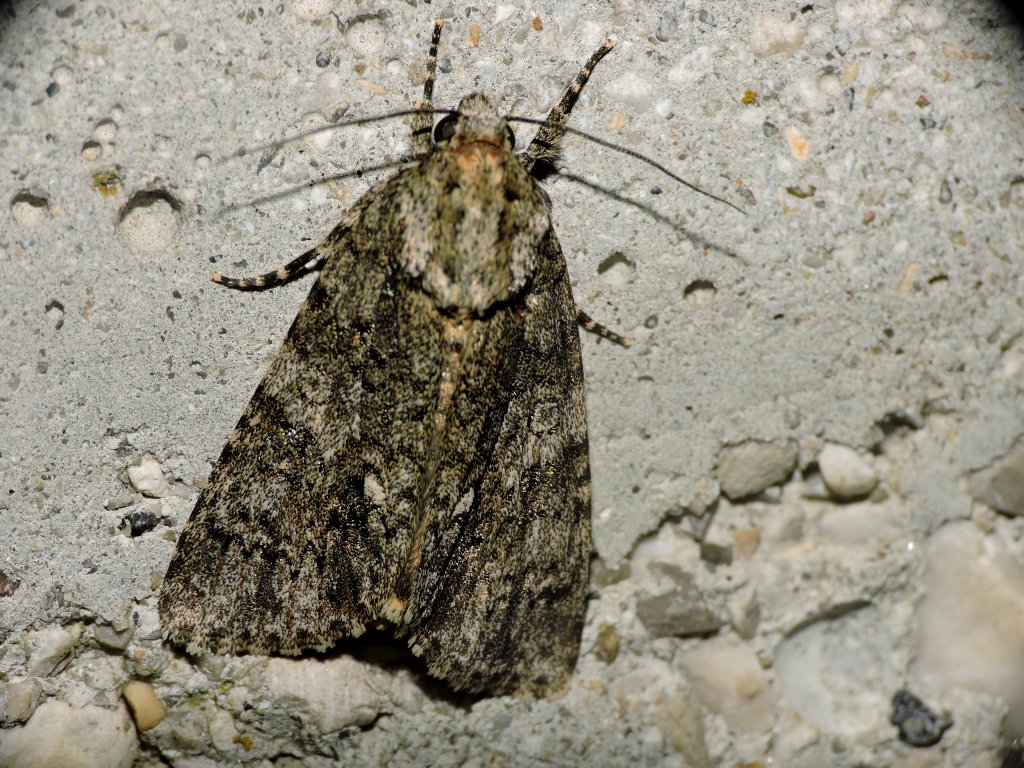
1;1;1023;766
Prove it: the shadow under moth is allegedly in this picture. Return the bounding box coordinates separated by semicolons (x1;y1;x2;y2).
160;19;633;697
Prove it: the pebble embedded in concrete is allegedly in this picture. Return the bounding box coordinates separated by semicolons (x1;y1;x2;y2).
127;455;170;498
750;15;806;58
93;622;134;651
605;73;656;112
679;641;774;734
23;624;82;677
636;563;723;638
0;700;137;768
287;0;333;21
122;681;165;732
774;606;898;739
913;521;1024;736
716;439;798;499
818;443;879;499
968;439;1024;516
263;656;396;733
0;678;43;725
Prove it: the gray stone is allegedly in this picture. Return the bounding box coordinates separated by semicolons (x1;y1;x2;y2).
716;439;798;500
0;677;43;724
636;567;723;638
969;440;1024;516
93;622;134;651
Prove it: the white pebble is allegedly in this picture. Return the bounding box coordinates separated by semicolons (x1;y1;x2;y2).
818;443;878;499
667;46;714;86
0;678;43;725
286;0;333;21
914;522;1024;734
604;73;656;112
314;71;350;123
119;195;179;253
208;708;238;753
901;4;947;33
0;700;136;768
494;5;517;25
751;16;806;58
127;455;170;498
126;456;168;499
23;624;82;677
264;657;394;732
679;641;773;734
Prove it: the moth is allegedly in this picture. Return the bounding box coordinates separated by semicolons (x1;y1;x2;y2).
159;19;628;697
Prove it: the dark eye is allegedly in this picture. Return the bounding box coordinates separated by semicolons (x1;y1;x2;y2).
505;125;516;149
433;114;458;144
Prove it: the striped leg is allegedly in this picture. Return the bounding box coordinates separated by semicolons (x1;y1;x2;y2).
521;39;614;177
577;308;633;347
411;19;445;158
212;245;325;291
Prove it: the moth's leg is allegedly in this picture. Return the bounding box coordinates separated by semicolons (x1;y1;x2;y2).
411;18;444;158
521;39;615;177
577;308;633;347
212;245;325;291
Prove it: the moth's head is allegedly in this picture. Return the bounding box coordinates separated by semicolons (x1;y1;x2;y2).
433;93;516;152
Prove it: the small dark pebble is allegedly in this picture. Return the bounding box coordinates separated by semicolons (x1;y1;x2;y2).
890;689;952;747
120;509;162;537
700;540;733;566
315;50;331;67
46;81;60;97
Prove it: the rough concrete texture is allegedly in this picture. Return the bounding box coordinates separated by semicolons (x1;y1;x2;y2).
1;0;1022;766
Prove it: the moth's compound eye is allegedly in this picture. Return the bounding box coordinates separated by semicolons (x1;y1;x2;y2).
505;125;516;149
433;114;459;144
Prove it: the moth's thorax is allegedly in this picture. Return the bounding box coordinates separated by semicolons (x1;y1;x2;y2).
396;95;551;317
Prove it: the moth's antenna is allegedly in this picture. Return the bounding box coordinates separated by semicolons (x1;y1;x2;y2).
511;116;745;215
556;170;747;264
215;158;414;215
227;108;456;164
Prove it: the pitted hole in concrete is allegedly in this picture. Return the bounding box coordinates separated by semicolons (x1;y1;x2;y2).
81;140;103;160
118;190;182;253
596;251;637;288
11;191;51;227
683;278;717;306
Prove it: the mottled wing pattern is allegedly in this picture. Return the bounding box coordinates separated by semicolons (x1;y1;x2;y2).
397;230;590;696
159;199;447;654
160;208;590;696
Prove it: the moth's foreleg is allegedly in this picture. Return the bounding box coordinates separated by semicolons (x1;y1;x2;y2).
522;39;615;177
411;19;445;158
